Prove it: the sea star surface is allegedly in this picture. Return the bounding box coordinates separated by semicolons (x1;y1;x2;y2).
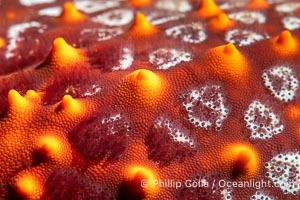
0;0;300;199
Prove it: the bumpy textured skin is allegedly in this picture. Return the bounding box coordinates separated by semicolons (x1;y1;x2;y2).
0;0;300;199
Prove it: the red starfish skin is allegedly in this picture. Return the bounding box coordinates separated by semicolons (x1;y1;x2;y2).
0;0;300;199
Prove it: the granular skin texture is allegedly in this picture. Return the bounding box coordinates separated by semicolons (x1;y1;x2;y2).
0;0;300;199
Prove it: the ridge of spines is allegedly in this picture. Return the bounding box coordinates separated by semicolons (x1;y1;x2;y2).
8;90;28;108
7;90;40;112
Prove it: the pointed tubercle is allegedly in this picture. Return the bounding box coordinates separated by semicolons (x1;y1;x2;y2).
60;1;86;23
131;12;158;35
196;0;223;18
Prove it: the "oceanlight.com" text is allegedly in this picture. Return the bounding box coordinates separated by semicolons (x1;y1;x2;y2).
140;179;285;190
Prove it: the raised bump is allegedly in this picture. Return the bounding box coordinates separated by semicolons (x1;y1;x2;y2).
47;37;84;69
222;144;259;178
117;69;164;107
119;165;159;199
286;105;300;120
130;12;158;35
6;11;16;20
270;30;298;58
246;0;270;9
130;0;152;8
60;1;86;23
15;174;42;200
56;95;81;114
209;13;234;32
202;43;249;82
0;37;5;48
36;135;71;166
24;90;41;102
8;90;28;108
196;0;223;18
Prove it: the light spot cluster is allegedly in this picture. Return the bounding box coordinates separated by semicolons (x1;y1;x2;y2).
145;116;196;166
82;84;101;97
262;66;299;102
219;1;247;10
6;21;47;59
73;0;119;14
275;2;300;13
181;84;229;131
177;173;233;199
244;100;284;140
228;11;266;25
147;11;185;25
165;22;207;44
38;7;62;17
282;16;300;31
225;29;268;47
249;191;273;200
154;116;194;146
92;9;134;27
148;48;191;70
112;48;133;71
80;28;124;42
19;0;55;6
70;112;132;163
265;151;300;195
154;0;192;12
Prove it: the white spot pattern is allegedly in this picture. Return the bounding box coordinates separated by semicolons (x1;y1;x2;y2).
165;22;207;44
38;6;62;16
155;0;192;12
219;1;247;10
73;0;119;14
282;16;300;31
262;66;299;102
80;28;123;41
149;48;191;70
19;0;55;6
244;100;284;140
228;11;266;24
181;85;229;131
112;48;133;71
265;151;300;195
92;9;134;26
225;29;268;47
6;21;47;59
82;85;101;97
220;188;232;200
154;116;195;146
147;11;185;25
275;2;300;13
249;191;274;200
100;113;130;135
